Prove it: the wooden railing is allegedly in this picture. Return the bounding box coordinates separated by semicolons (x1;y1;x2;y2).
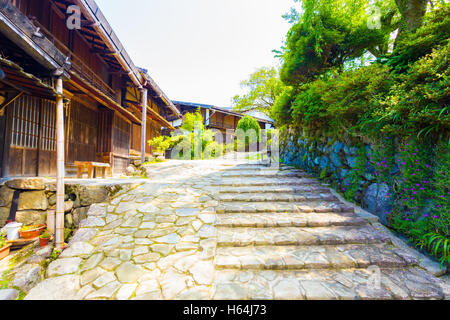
28;17;119;103
209;121;236;130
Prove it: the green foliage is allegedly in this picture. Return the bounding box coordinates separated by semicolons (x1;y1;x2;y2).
274;6;450;141
419;233;450;267
273;2;449;266
236;116;262;150
40;230;51;240
0;232;6;248
237;116;261;136
171;110;225;160
280;0;399;85
180;108;205;132
385;3;450;71
233;67;285;116
148;136;171;154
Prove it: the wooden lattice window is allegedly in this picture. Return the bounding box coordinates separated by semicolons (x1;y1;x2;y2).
10;95;40;149
40;99;56;151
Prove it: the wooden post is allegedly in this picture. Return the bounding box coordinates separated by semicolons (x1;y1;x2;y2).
55;76;65;249
141;88;148;164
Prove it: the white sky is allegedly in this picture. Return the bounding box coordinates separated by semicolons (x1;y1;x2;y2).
95;0;294;107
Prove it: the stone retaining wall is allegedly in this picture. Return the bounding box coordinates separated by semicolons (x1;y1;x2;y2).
280;128;393;225
0;178;142;241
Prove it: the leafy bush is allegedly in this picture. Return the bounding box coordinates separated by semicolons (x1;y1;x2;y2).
148;136;171;154
170;109;225;160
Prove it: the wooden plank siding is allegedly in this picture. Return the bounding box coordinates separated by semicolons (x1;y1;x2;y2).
111;113;131;174
65;99;99;165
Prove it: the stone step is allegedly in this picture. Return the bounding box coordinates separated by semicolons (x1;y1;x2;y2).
217;201;355;214
221;171;309;178
214;244;417;270
216;226;390;247
217;193;338;203
215;212;366;228
211;178;321;187
222;166;299;171
212;267;447;300
208;186;332;194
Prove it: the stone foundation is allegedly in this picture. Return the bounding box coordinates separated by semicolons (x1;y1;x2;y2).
0;178;144;241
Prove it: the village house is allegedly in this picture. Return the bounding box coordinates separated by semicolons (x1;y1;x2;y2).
0;0;181;180
168;100;273;139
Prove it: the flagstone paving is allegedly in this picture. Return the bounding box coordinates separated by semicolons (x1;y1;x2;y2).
25;160;449;300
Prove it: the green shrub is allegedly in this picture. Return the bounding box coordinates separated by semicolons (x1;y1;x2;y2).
148;136;171;154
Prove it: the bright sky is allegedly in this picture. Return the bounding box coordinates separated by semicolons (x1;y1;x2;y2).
95;0;294;107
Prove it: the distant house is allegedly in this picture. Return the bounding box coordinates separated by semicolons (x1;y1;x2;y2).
0;0;181;178
167;101;273;139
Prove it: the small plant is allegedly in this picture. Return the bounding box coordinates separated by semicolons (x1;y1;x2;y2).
40;230;51;240
418;233;450;267
0;232;6;248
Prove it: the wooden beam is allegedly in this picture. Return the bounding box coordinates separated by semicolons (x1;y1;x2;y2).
141;88;148;164
55;76;65;249
0;92;23;115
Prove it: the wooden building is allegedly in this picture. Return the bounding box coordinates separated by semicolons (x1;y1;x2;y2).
169;101;273;138
0;0;181;179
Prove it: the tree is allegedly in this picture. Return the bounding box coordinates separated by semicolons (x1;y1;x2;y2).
279;0;400;85
395;0;428;32
232;67;284;116
180;108;204;132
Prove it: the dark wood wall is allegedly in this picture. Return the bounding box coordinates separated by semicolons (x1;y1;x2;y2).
111;114;131;174
66;99;99;164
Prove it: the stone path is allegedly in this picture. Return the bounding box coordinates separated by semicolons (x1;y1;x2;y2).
25;161;449;300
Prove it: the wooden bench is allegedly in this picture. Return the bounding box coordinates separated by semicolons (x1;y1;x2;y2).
74;161;112;179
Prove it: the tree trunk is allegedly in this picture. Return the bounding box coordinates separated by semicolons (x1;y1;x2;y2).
395;0;428;32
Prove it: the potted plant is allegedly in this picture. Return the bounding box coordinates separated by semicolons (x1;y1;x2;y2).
19;224;46;240
0;232;12;261
39;230;51;247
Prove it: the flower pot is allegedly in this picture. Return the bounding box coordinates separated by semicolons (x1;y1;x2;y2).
5;222;23;241
0;244;12;261
19;224;46;240
39;237;50;247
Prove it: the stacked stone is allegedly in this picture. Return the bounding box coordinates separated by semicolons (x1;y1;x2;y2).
0;178;139;240
280;132;393;225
